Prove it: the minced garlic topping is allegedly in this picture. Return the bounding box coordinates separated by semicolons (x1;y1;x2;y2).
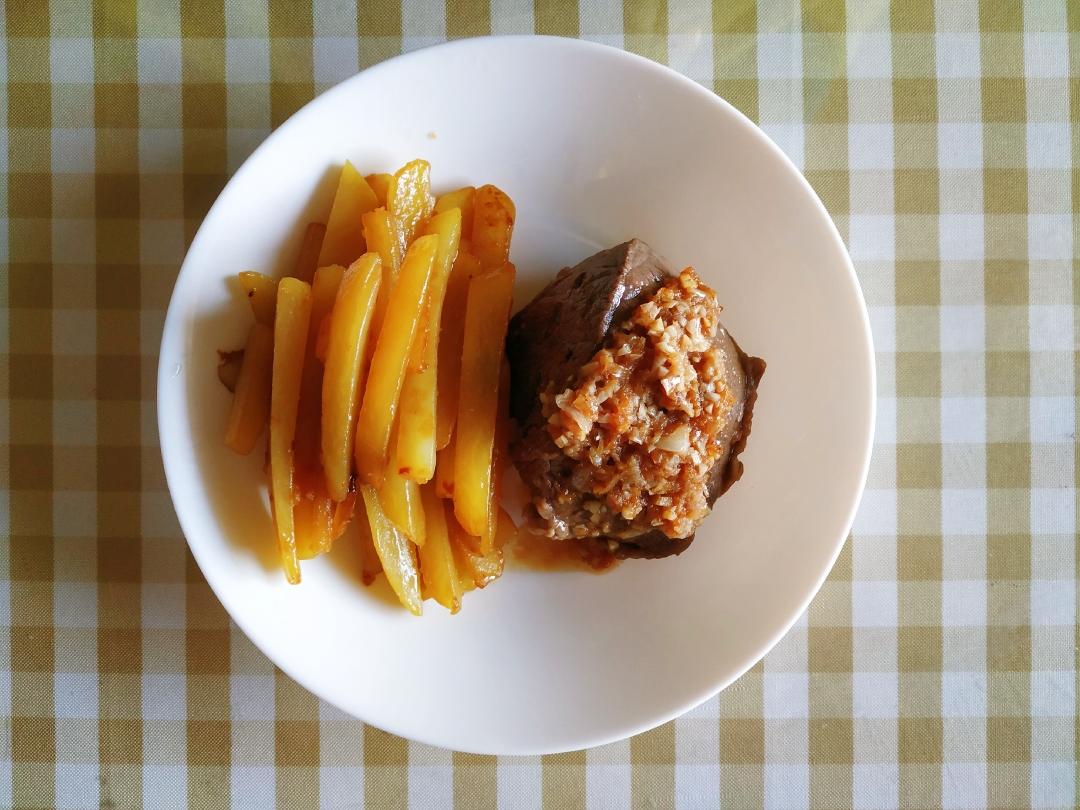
541;268;735;539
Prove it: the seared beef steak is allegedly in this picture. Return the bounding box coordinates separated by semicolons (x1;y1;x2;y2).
506;239;764;558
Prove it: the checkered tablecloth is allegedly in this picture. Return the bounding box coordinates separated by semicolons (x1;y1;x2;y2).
2;0;1077;807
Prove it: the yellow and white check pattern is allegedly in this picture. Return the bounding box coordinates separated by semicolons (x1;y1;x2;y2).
2;0;1077;807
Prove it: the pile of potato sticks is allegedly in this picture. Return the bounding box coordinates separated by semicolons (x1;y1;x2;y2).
220;159;516;614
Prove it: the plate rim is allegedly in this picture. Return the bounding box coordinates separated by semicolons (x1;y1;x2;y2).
157;34;876;755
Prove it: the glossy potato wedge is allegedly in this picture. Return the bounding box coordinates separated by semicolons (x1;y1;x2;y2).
434;186;475;238
435;248;480;449
418;486;462;613
321;253;382;501
295;495;334;560
451;547;476;591
224;323;274;454
238;271;277;326
296;265;345;464
332;493;356;541
450;533;477;593
361;207;403;340
448;511;504;589
354;234;439;487
416;208;462;359
365;173;392;207
433;435;455;499
224;159;518;610
360;486;422;615
480;360;511;553
453;262;515;538
292;221;327;283
361;207;402;285
397;208;462;482
318;161;378;267
378;467;426;545
307;265;346;358
471;184;515;270
388;159;434;251
292;265;344;559
356;509;383;585
295;266;345;450
270;277;313;584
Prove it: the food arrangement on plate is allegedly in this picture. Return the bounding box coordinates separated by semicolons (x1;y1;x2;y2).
219;158;763;615
158;37;875;752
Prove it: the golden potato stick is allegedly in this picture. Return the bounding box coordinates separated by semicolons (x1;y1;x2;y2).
299;265;345;409
480;359;511;552
238;271;278;326
471;184;516;270
448;509;503;589
388;159;433;252
435;249;480;449
309;265;346;337
405;309;430;376
397;344;437;480
318;161;378;267
356;507;383;585
295;496;334;559
294;495;334;559
449;532;476;593
453;263;516;538
291;266;343;559
294;498;315;559
362;207;402;282
321;253;382;501
225;323;274;454
292;222;327;283
354;234;439;487
312;495;335;554
360;486;422;614
434;185;475;238
418;485;462;613
480;451;499;554
416;207;462;357
366;173;392;207
361;207;403;340
270;277;312;584
433;434;455;498
378;466;426;545
331;492;356;541
311;262;350;368
397;208;463;481
297;264;346;450
292;264;345;479
478;448;500;555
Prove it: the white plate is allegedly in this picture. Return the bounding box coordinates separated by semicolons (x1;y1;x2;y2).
158;36;874;755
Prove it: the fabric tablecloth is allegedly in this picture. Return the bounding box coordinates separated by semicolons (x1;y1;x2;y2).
2;0;1077;807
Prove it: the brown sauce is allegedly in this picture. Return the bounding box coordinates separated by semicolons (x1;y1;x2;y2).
500;462;619;572
506;524;619;573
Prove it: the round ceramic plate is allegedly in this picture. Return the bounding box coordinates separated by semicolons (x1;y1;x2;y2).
158;36;874;755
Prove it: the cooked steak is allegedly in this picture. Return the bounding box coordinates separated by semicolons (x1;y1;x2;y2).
506;239;764;559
